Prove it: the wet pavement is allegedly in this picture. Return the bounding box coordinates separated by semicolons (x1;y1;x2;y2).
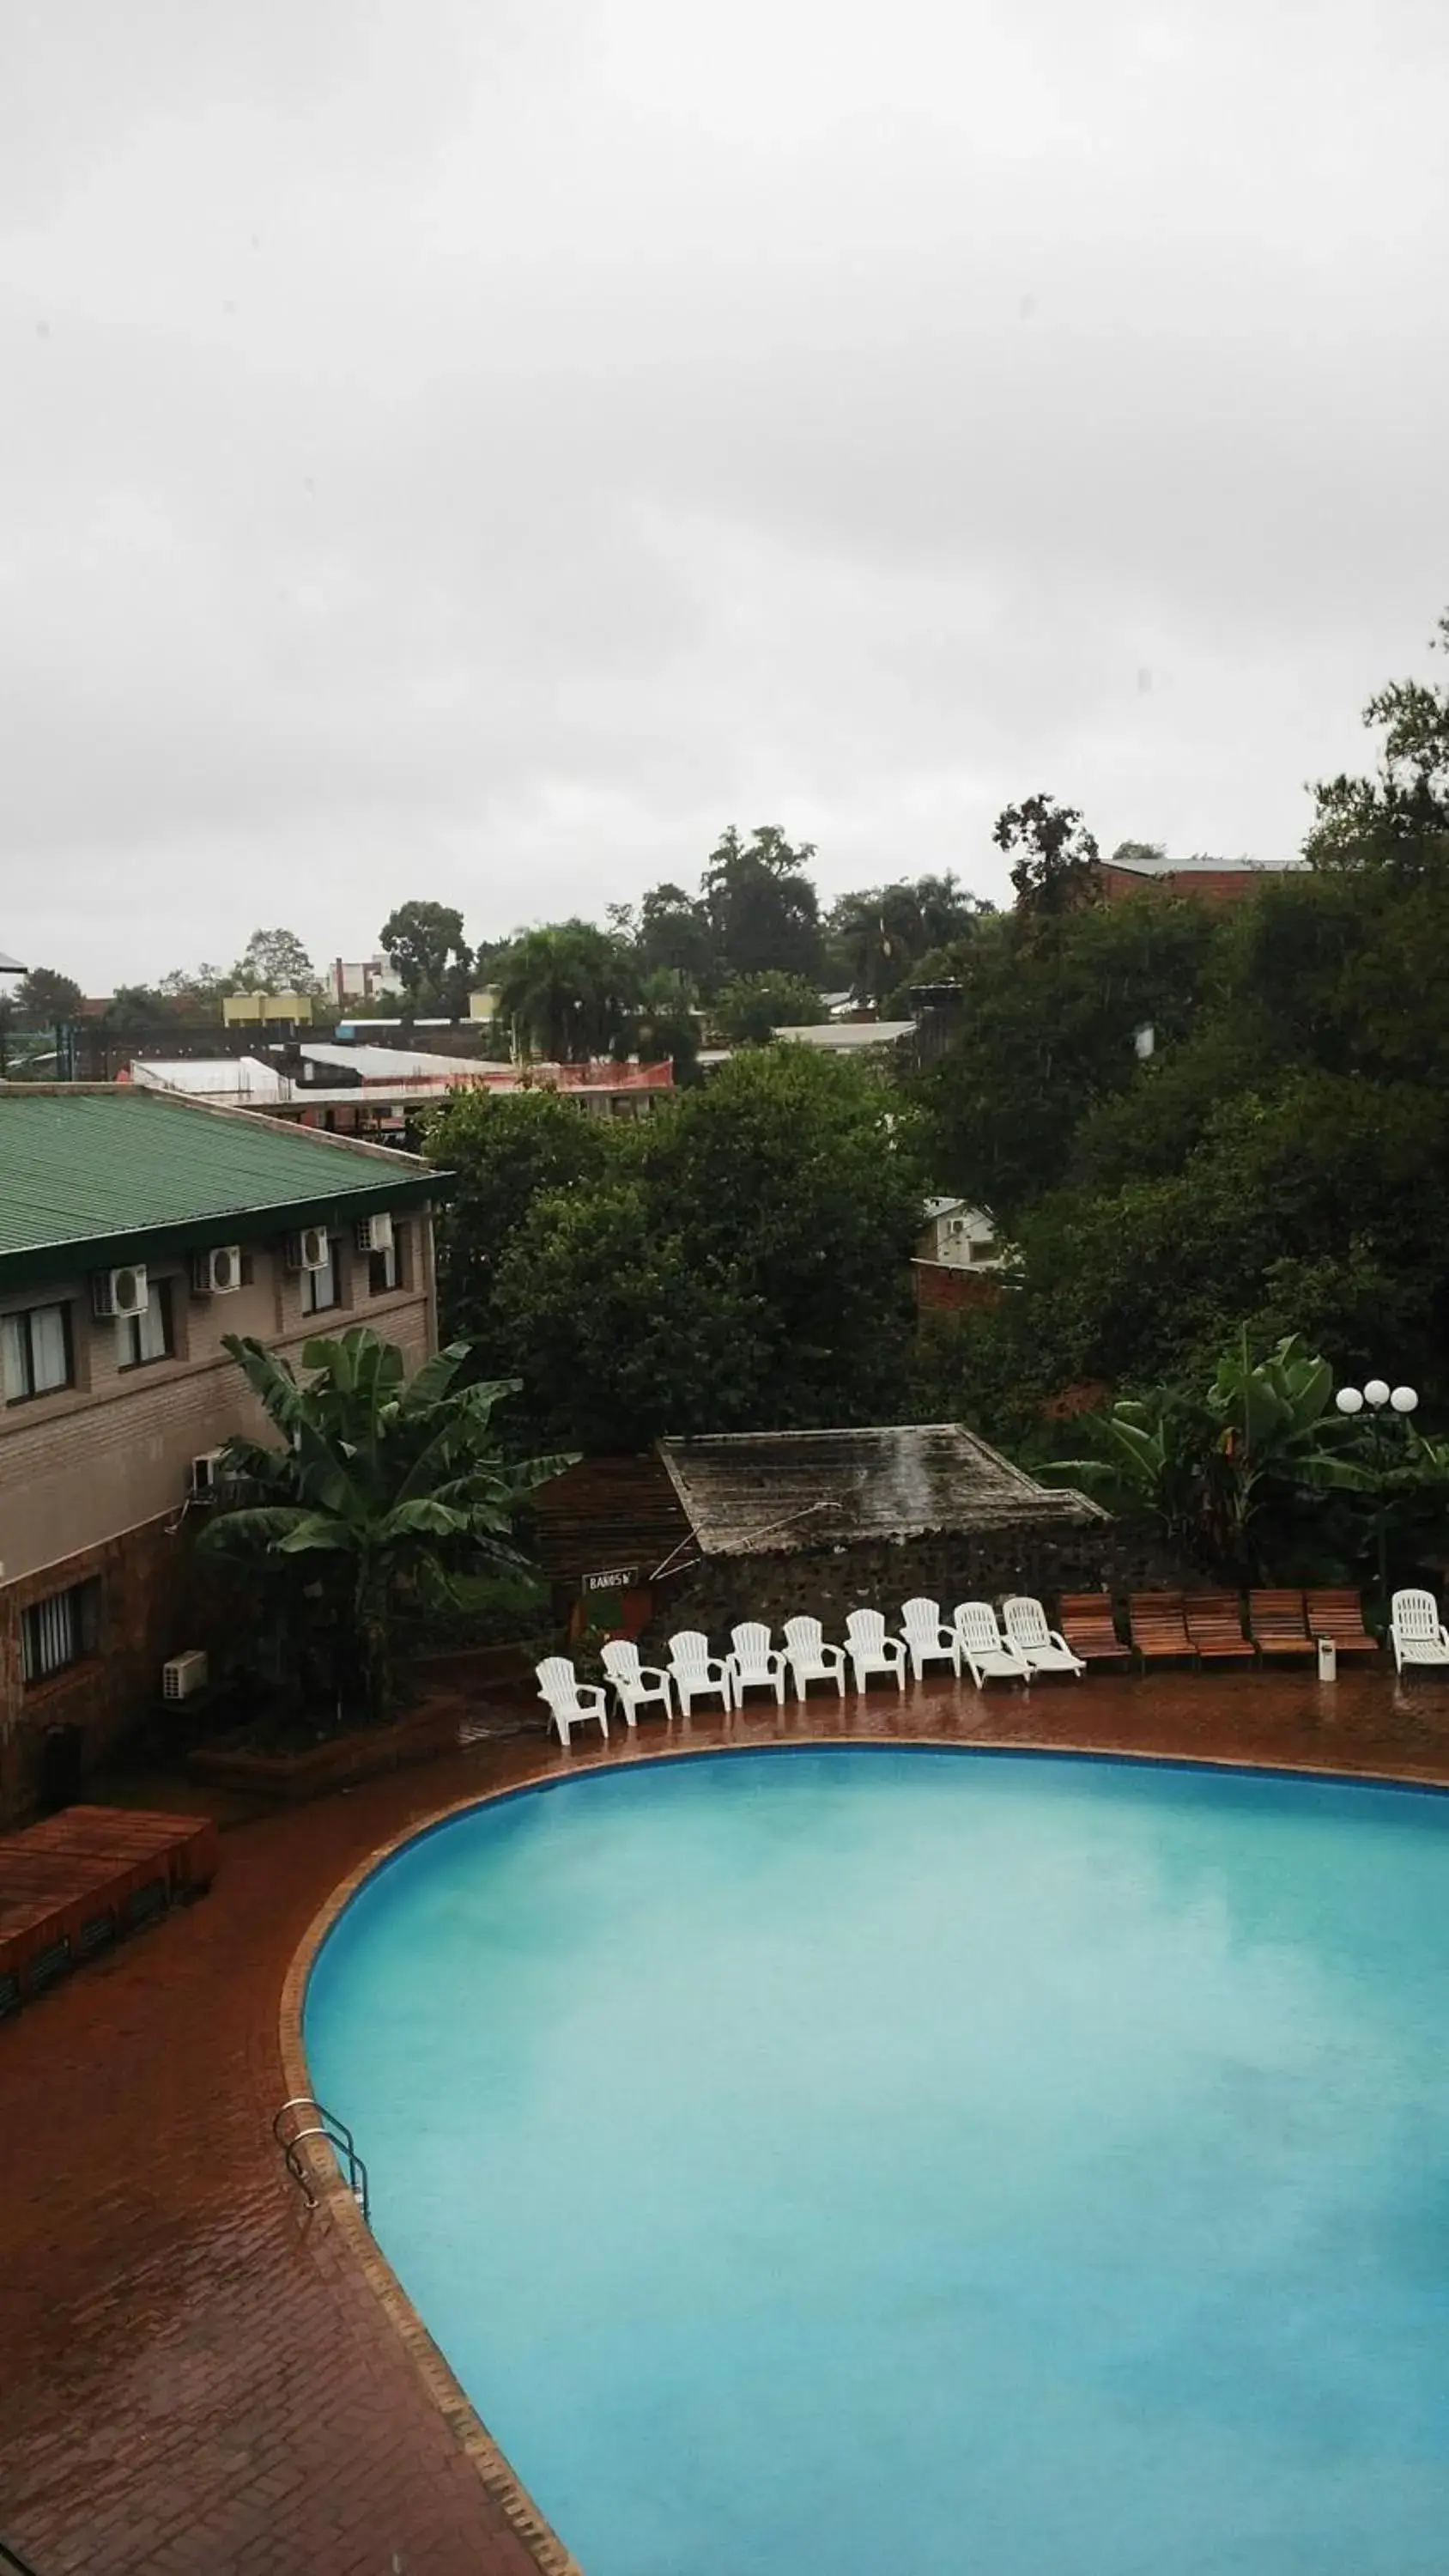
3;1662;1448;2576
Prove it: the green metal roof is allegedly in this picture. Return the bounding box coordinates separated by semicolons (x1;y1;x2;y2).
0;1089;443;1292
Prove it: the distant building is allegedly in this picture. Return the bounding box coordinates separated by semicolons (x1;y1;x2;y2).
0;1086;442;1824
1098;854;1307;908
221;992;316;1026
0;951;26;979
913;1197;1004;1312
126;1044;674;1136
330;957;403;1009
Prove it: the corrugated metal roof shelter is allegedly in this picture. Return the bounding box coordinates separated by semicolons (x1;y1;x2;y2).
0;1085;441;1292
658;1425;1104;1556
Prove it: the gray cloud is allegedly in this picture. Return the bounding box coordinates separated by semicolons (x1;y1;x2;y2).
2;0;1446;983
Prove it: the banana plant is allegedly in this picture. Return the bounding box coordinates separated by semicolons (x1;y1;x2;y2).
199;1327;573;1723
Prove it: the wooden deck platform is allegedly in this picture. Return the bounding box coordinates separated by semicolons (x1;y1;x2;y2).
0;1805;219;2016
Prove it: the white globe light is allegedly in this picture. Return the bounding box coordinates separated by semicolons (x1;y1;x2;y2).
1336;1387;1364;1414
1364;1378;1391;1407
1391;1385;1420;1413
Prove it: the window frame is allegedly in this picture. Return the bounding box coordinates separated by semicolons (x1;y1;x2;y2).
116;1276;175;1372
301;1237;342;1315
1;1300;75;1404
367;1223;409;1297
21;1577;101;1686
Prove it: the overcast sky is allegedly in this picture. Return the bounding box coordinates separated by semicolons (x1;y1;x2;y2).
3;0;1446;988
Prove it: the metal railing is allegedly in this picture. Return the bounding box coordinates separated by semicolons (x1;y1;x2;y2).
273;2095;371;2228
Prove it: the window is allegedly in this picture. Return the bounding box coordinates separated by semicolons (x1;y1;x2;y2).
2;1302;73;1403
21;1578;100;1684
301;1239;340;1314
367;1224;409;1296
118;1278;174;1370
967;1237;997;1265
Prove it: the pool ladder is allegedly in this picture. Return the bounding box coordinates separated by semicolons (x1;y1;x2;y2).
273;2095;372;2229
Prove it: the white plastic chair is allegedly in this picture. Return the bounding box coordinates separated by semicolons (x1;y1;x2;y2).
536;1656;610;1747
844;1608;906;1694
667;1630;734;1716
1390;1589;1449;1673
954;1603;1032;1689
1002;1596;1085;1679
729;1622;786;1705
899;1596;961;1680
782;1615;846;1700
601;1639;673;1726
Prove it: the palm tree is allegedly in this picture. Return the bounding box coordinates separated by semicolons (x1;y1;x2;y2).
493;921;639;1061
199;1327;572;1722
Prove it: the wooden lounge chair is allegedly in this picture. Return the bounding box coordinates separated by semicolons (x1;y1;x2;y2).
1183;1592;1257;1661
1247;1590;1314;1658
1303;1589;1378;1659
1128;1593;1197;1662
1058;1593;1130;1665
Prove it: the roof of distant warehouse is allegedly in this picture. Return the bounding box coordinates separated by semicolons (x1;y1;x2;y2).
658;1423;1105;1556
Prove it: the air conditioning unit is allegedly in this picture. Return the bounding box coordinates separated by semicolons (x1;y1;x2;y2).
189;1449;225;1498
191;1244;244;1297
161;1649;209;1703
353;1212;393;1255
284;1225;330;1273
92;1264;149;1320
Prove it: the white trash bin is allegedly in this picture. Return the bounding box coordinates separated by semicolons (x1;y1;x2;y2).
1317;1636;1337;1682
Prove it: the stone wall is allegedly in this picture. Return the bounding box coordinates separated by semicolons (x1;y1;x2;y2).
641;1517;1207;1654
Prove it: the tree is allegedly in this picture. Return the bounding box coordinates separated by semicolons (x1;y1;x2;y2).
492;921;638;1061
712;972;825;1045
627;968;701;1083
918;897;1216;1224
15;967;84;1026
379;902;473;1017
426;1086;613;1351
635;882;720;989
231;927;320;995
1306;608;1449;876
994;795;1101;917
702;825;823;984
826;876;989;1004
484;1049;926;1447
198;1326;569;1723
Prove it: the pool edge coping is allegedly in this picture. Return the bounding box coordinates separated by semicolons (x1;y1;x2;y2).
276;1718;1449;2575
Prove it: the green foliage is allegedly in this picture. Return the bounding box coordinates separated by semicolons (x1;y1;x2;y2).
825;876;990;1004
1305;609;1449;877
15;966;85;1026
425;1085;612;1352
437;1048;925;1450
491;920;638;1061
712;972;825;1044
702;824;823;984
198;1326;569;1722
918;898;1217;1223
993;794;1101;917
1044;1334;1449;1584
231;927;320;996
379;901;473;1017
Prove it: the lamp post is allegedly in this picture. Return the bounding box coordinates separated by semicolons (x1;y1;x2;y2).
1335;1378;1419;1615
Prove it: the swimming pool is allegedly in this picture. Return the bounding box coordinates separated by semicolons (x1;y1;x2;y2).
304;1747;1449;2574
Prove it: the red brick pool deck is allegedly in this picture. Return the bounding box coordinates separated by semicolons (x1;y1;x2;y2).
4;1664;1449;2576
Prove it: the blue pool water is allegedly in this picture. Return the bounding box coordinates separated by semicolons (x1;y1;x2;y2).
305;1748;1449;2574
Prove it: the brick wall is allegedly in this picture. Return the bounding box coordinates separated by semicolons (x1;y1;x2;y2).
641;1518;1208;1656
0;1512;239;1824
